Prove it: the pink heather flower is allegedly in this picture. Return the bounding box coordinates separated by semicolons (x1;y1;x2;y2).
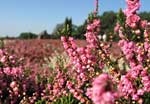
124;0;140;16
119;29;125;39
87;24;94;31
132;94;139;100
85;18;100;48
138;99;143;104
80;55;87;63
63;42;69;49
0;49;4;55
68;37;74;41
135;29;141;35
137;55;143;62
118;75;135;96
86;88;93;99
93;19;100;26
13;87;19;92
9;55;14;60
114;23;120;32
124;0;141;28
77;47;85;54
67;48;73;54
144;30;149;38
141;69;147;77
89;73;119;104
118;40;126;47
136;46;143;53
101;92;115;104
0;56;6;63
61;36;67;42
66;81;73;89
130;23;137;29
10;81;17;89
129;59;136;68
127;65;142;79
3;67;11;75
140;20;147;29
119;64;150;101
47;84;51;90
144;42;149;51
126;14;140;27
137;89;144;96
70;41;77;49
99;61;104;69
11;67;22;76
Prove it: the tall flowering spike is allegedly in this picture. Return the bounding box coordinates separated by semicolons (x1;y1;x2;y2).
94;0;99;15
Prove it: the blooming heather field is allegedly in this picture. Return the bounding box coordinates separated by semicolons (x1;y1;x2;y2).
4;39;87;67
4;39;121;68
0;0;150;104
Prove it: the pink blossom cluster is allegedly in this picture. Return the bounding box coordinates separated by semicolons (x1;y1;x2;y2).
61;36;98;102
144;42;150;51
61;36;97;80
61;14;101;78
124;0;141;28
66;81;85;103
0;49;44;104
118;65;150;102
118;35;150;102
124;0;140;15
124;0;147;30
118;40;136;67
135;42;150;64
0;49;23;103
43;68;68;101
114;22;120;33
119;39;150;66
85;19;100;49
87;73;119;104
0;49;23;77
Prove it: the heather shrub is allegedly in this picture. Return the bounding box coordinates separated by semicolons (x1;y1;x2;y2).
0;49;41;104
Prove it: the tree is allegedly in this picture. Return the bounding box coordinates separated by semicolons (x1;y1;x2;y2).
51;17;78;38
139;12;150;21
19;32;38;39
100;11;117;34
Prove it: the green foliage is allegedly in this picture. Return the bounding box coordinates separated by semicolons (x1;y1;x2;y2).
0;39;4;49
88;12;95;22
52;93;79;104
139;12;150;21
100;11;117;34
50;11;150;40
35;99;46;104
43;51;70;70
63;17;72;36
117;9;126;27
52;17;78;38
74;22;87;39
19;32;38;39
142;92;150;104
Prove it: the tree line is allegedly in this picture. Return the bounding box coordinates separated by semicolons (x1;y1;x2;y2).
2;11;150;40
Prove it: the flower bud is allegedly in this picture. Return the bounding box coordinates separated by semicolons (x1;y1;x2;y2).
135;29;141;35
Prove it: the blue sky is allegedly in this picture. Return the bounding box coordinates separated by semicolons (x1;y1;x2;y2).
0;0;150;37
